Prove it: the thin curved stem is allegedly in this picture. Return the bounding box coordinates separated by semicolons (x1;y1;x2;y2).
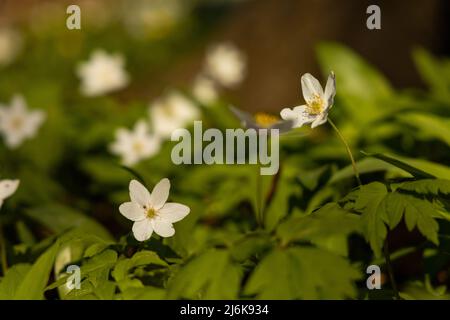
328;118;362;186
384;238;401;300
256;165;263;227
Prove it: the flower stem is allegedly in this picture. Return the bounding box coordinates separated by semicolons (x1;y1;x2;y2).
256;165;263;227
328;118;362;186
383;238;401;300
0;223;8;275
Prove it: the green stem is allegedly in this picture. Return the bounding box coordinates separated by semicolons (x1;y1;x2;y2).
383;238;401;300
256;165;263;227
0;223;8;275
328;119;362;186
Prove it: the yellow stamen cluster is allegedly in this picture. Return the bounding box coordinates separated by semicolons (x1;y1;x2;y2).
254;112;278;128
307;95;325;115
133;141;144;153
11;117;24;130
146;207;157;219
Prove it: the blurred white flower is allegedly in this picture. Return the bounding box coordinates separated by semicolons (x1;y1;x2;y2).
110;120;161;166
77;50;129;97
149;91;200;139
229;106;295;134
192;75;218;105
0;95;46;149
204;43;246;88
0;28;23;66
119;178;190;241
0;179;19;208
280;72;336;129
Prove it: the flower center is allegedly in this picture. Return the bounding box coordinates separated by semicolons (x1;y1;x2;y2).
307;95;324;115
145;207;157;219
162;104;175;117
254;112;278;127
133;141;144;153
10;116;24;130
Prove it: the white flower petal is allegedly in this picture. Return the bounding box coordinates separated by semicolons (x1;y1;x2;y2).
151;217;175;237
193;76;218;104
311;112;329;128
129;179;151;206
4;134;23;149
324;71;336;109
132;219;153;242
280;107;297;121
301;73;324;104
0;179;19;200
77;50;129;97
281;105;316;128
205;43;246;88
11;94;26;111
134;120;149;136
24;110;45;137
149;178;170;210
119;202;146;221
158;202;190;223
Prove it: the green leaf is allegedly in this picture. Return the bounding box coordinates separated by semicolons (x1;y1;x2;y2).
64;280;97;300
24;204;113;241
277;203;362;246
330;158;408;184
403;158;450;180
362;152;436;179
167;249;241;299
15;221;36;246
354;182;389;257
384;192;439;245
316;42;393;124
112;250;167;282
48;249;118;294
397;113;450;147
400;279;450;300
84;243;110;258
412;48;450;100
398;179;450;195
121;286;166;300
0;264;31;299
82;249;118;275
244;247;360;299
93;281;116;300
263;173;293;231
14;242;60;300
81;157;130;185
230;233;272;262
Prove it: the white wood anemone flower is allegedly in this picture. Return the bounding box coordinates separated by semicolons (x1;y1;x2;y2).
280;72;336;129
119;178;190;241
192;75;218;105
109;120;161;166
0;95;46;149
204;43;246;88
229;106;295;135
77;49;129;97
0;179;19;208
149;91;200;139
